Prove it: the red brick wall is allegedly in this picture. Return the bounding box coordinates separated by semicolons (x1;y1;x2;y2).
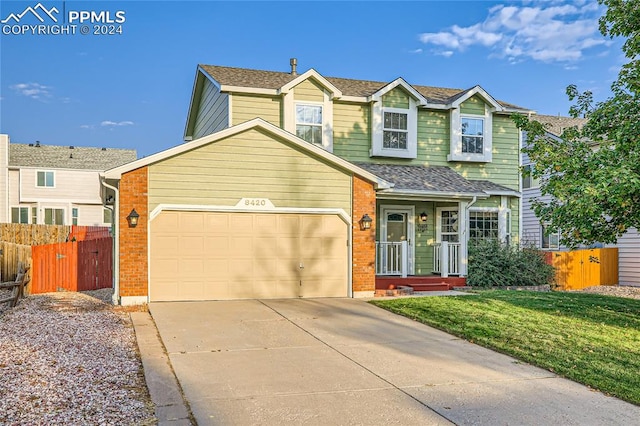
119;167;148;297
352;176;376;293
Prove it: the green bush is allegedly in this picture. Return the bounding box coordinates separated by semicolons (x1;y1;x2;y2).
467;239;555;287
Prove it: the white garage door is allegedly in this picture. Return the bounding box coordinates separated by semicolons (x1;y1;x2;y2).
149;210;349;301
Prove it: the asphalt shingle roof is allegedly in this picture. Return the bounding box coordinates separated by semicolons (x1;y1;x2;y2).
356;163;483;194
532;114;587;136
9;143;137;170
199;65;528;111
355;163;516;195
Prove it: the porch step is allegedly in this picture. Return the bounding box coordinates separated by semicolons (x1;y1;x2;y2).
375;276;466;292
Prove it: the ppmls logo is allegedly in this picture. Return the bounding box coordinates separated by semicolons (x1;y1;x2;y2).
2;2;126;36
1;3;59;24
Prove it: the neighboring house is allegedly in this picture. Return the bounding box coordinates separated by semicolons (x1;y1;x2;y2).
104;60;530;305
0;134;136;227
521;114;640;286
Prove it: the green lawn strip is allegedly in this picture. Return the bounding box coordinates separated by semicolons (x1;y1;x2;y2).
370;291;640;406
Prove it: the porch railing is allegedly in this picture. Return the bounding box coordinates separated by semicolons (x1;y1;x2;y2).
375;241;408;277
433;242;461;277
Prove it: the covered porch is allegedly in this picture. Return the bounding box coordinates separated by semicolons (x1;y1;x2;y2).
356;163;520;291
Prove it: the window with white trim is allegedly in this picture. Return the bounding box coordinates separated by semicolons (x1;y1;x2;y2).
371;101;418;159
72;208;79;225
522;164;540;189
296;104;323;145
461;117;484;154
448;105;493;163
36;170;54;187
44;208;64;225
383;111;408;150
541;224;560;249
469;210;499;241
11;207;29;224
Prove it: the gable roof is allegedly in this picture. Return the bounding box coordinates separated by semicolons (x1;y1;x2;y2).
198;64;530;111
9;143;136;170
105;118;392;189
532;114;587;137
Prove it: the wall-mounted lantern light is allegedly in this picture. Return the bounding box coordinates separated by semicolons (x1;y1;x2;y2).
127;208;140;228
419;212;428;223
359;214;373;231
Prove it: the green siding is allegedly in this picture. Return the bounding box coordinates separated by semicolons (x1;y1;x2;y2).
294;79;325;102
333;102;371;162
225;92;520;193
460;95;486;115
336;109;519;191
231;94;281;127
473;197;500;209
382;88;410;109
148;128;352;214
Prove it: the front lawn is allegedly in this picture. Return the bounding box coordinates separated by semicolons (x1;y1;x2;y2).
370;291;640;406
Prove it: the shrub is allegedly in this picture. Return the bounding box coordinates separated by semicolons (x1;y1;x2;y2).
467;239;555;287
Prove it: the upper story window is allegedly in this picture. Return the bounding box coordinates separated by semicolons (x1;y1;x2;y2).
36;170;55;187
522;164;540;189
295;104;323;145
448;94;495;163
383;111;408;150
461;117;484;154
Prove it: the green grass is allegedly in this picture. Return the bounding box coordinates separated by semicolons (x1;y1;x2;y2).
370;291;640;406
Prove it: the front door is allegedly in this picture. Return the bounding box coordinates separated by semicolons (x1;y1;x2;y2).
380;206;415;275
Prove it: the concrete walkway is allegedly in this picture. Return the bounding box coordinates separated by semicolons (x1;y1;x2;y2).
136;298;640;425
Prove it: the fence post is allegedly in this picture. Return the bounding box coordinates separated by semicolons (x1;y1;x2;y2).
441;241;449;278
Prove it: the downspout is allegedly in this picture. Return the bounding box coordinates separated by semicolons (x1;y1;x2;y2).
101;178;120;305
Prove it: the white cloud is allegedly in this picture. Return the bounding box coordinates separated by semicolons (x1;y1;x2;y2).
418;1;608;63
10;82;52;99
101;120;134;127
80;124;94;129
408;48;423;54
436;50;454;58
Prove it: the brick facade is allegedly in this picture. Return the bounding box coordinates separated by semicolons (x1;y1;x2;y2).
352;176;376;294
119;166;148;298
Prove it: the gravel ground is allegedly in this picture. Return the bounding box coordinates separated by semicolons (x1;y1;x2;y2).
573;284;640;299
0;290;155;425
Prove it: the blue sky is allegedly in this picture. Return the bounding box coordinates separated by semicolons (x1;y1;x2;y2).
0;0;623;157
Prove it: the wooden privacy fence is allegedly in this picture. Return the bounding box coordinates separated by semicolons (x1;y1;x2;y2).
0;223;69;246
545;248;618;291
0;242;32;282
29;236;113;294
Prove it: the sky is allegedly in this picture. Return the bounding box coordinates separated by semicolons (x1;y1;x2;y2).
0;0;624;157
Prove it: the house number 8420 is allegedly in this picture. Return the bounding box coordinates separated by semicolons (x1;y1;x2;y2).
244;199;267;207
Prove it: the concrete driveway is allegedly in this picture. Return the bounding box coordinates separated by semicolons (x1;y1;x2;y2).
147;298;640;425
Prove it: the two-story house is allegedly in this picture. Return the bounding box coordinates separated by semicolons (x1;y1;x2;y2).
521;114;640;286
104;60;530;305
0;134;136;227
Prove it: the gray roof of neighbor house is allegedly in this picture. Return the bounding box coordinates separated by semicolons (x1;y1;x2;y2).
9;143;137;170
532;114;587;136
199;65;528;111
355;163;515;196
